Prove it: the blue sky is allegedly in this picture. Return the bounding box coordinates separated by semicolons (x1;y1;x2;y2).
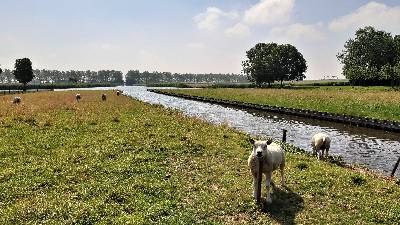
1;0;400;79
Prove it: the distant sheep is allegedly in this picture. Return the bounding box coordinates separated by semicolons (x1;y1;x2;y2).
102;93;107;101
13;96;21;104
116;90;121;96
311;133;331;159
75;94;81;102
248;139;285;203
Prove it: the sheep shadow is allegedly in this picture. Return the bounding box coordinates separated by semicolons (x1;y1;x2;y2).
260;186;304;225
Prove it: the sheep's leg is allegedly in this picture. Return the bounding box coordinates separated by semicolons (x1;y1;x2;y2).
252;173;258;199
265;171;272;203
312;146;317;157
317;149;324;160
325;147;329;158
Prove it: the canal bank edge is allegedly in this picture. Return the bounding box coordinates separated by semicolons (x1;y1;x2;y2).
148;89;400;133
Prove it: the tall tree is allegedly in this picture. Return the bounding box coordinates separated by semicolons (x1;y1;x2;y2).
337;26;398;85
13;58;34;91
394;35;400;63
242;43;307;85
276;44;307;85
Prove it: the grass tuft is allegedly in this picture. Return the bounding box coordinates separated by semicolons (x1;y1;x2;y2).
351;174;367;185
296;162;308;170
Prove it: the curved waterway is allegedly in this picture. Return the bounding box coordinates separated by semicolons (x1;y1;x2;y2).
64;86;400;177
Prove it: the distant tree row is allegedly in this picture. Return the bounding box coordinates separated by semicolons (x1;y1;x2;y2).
338;26;400;86
125;70;248;85
0;68;124;85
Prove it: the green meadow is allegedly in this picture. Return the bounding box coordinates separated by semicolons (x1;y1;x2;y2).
161;87;400;122
0;91;399;224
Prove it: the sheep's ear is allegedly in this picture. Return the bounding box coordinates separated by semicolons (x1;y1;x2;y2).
266;139;273;145
250;138;255;145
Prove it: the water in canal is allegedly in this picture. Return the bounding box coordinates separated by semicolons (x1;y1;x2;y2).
66;86;400;177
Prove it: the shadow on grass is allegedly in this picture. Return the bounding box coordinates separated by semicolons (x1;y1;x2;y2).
261;186;304;225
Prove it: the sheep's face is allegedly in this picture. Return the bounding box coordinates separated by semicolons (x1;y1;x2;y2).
250;139;272;158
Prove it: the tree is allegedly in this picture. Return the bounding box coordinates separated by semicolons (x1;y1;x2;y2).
395;35;400;63
13;58;34;91
242;43;307;85
337;26;398;85
275;44;307;84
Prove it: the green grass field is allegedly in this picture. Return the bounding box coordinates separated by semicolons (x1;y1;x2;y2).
162;86;400;122
0;91;399;224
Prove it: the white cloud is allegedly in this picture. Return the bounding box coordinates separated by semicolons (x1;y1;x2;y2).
270;22;326;41
329;1;400;32
243;0;294;26
194;7;239;31
224;23;251;38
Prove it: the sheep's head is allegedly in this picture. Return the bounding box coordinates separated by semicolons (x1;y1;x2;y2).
250;138;273;158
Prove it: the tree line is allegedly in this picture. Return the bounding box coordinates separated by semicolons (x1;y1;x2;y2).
125;70;248;85
0;68;124;85
1;61;247;87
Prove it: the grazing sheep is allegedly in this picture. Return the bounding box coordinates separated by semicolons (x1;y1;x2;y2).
116;90;121;96
75;94;81;102
102;93;107;101
13;96;21;104
248;139;285;203
311;133;331;159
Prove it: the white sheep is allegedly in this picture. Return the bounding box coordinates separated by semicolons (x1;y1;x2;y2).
311;133;331;159
75;93;81;102
13;96;21;104
248;139;285;203
102;93;107;101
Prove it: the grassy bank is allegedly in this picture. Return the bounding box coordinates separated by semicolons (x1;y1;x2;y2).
161;87;400;122
0;91;399;224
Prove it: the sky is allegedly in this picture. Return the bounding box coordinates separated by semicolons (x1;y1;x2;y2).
1;0;400;80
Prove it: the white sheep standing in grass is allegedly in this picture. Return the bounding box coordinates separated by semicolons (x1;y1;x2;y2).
13;96;21;104
102;93;107;101
311;132;331;159
75;93;81;102
248;139;285;203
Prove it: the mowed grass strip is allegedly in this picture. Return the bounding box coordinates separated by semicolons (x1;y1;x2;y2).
0;91;399;224
162;87;400;122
